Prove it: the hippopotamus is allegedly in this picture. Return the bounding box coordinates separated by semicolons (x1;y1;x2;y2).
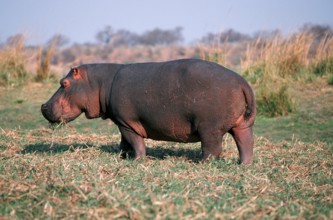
41;59;256;164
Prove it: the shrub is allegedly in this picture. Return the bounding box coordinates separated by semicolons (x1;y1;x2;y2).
312;56;333;76
242;62;265;84
256;85;296;117
0;36;28;87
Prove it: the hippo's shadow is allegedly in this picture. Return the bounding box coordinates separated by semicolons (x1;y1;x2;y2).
148;146;202;162
22;142;202;162
100;144;202;162
21;142;95;154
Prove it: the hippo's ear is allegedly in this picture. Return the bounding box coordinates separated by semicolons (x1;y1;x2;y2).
72;67;81;80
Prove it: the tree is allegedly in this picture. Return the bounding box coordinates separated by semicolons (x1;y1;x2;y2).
96;25;114;44
112;29;139;47
220;29;251;42
300;23;333;40
300;23;333;57
95;26;184;46
138;27;183;45
201;29;251;44
253;29;281;40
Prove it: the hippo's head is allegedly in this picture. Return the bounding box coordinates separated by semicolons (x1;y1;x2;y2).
41;66;101;124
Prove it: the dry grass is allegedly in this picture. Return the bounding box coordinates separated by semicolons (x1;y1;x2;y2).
198;39;248;69
0;35;59;87
241;33;311;81
199;40;227;67
0;36;28;87
1;30;332;88
35;45;56;82
0;127;332;219
241;32;333;83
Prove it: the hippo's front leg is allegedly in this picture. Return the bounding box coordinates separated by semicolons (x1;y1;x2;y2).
119;136;134;159
118;126;146;160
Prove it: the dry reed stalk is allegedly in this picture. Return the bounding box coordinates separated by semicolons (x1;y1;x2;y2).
313;33;333;61
0;36;28;87
36;44;55;81
199;34;232;67
241;32;315;82
311;34;333;77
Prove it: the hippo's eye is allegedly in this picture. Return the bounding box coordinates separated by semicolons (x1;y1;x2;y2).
60;79;70;88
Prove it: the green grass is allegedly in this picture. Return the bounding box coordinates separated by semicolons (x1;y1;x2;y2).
255;112;333;143
328;74;333;85
0;82;332;219
256;85;296;117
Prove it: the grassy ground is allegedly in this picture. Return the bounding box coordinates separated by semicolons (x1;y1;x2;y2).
0;81;332;219
254;79;333;143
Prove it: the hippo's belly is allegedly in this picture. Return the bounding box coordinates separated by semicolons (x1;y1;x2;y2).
138;113;201;143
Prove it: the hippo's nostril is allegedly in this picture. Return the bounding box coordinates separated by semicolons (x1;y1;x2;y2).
41;104;47;110
41;104;49;114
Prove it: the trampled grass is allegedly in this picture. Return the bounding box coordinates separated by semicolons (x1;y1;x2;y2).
0;128;332;219
0;81;332;219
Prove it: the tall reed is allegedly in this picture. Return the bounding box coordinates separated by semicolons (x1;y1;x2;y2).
310;33;333;77
0;36;28;87
36;45;55;82
241;32;315;83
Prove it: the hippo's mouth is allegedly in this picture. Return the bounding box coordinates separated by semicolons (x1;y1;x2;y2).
41;104;60;124
41;103;81;125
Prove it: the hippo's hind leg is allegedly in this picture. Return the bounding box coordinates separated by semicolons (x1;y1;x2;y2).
119;126;146;160
199;128;223;161
229;127;254;164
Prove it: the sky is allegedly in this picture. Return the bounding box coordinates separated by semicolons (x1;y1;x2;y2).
1;0;332;45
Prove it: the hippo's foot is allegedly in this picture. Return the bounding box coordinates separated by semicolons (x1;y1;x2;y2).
119;136;134;159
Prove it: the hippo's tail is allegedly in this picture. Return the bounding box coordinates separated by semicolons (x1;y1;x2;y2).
242;84;256;120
